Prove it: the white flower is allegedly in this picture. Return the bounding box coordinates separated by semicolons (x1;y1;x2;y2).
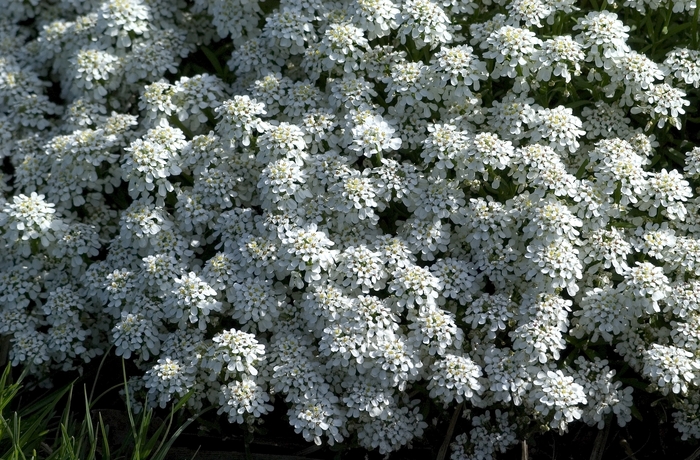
263;8;315;55
342;377;395;418
463;293;517;341
218;376;273;424
367;334;422;390
174;189;214;234
288;394;346;446
144;357;197;408
122;127;184;202
256;121;308;164
458;197;513;246
282;80;322;119
581;227;632;274
10;329;50;368
258;158;311;212
638;169;692;219
430;257;476;305
665;280;700;318
506;0;553;28
118;198;172;247
302;109;339;153
228;276;284;332
525;238;583;295
46;320;91;365
215;95;266;147
407;306;463;356
534;35;584;83
487;93;538;141
621;261;670;314
42;285;85;324
483;347;533;405
684;147;700;178
374;234;417;269
642;344;700;395
349;114;402;158
351;0;400;39
165;272;222;330
605;50;664;106
329;76;377;110
522;196;582;243
581;101;632;139
204;328;265;379
398;0;456;50
233;233;279;277
69;47;122;99
450;410;518;459
249;72;292;117
355;403;427;454
228;36;284;77
212;208;256;249
389;264;441;311
511;318;566;364
0;302;36;335
334;245;388;293
124;33;185;85
328;170;380;225
96;0;150;40
112;311;161;360
318;22;368;73
573;11;631;67
202;0;264;42
672;315;700;360
588;138;649;206
7;0;700;446
411;176;465;220
428;353;482;403
421;123;469;174
139;80;176;123
300;282;350;331
385;61;440;116
319;323;367;370
631;82;689;130
280;224;337;283
573;357;634;428
0;192;67;255
672;399;700;441
399;216;450;261
483;25;542;81
664;47;700;88
529;105;585;154
172;74;227;131
193;166;241;210
531;369;587;433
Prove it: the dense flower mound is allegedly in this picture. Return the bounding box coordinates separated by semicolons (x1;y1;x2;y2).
2;0;700;457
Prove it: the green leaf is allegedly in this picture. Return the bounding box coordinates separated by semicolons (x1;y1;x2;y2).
575;159;590;179
666;148;687;167
630;404;643;422
565;99;592;109
98;413;110;460
150;407;211;460
618;377;650;391
666;22;693;37
82;388;97;460
202;46;223;75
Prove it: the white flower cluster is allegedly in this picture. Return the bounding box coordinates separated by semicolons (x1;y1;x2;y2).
3;0;700;456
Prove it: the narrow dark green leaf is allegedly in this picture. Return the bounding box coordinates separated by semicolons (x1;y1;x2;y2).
202;46;223;74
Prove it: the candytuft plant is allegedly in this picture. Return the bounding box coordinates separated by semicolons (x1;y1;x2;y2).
2;0;700;458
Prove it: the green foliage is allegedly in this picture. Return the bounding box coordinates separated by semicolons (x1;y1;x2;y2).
0;366;72;460
0;364;201;460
